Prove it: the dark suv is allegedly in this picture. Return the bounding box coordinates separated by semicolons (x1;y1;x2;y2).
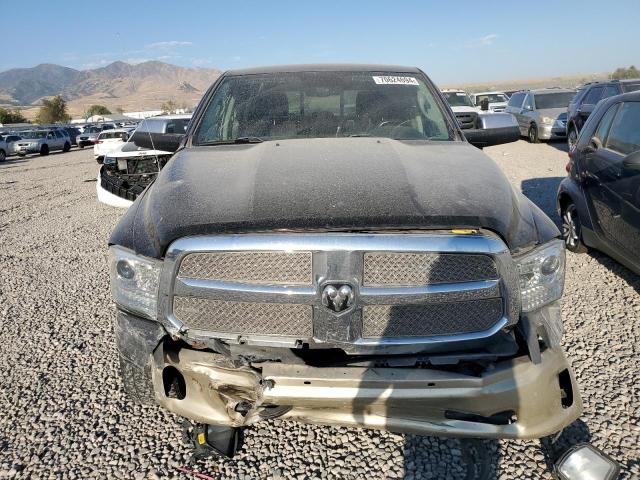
566;79;640;148
558;91;640;274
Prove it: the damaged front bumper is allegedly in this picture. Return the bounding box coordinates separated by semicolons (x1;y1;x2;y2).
115;306;581;440
150;343;580;439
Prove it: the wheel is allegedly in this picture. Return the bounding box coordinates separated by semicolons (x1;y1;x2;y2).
0;149;5;162
567;126;578;150
527;124;539;144
561;202;588;253
63;142;71;152
79;144;84;149
40;144;49;156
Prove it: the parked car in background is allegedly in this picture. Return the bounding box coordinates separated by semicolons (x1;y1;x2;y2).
441;89;481;130
14;129;71;156
78;123;117;148
1;134;22;158
0;135;7;161
64;126;81;146
97;115;190;207
470;91;509;112
566;79;640;149
558;91;640;274
94;128;133;163
506;89;575;143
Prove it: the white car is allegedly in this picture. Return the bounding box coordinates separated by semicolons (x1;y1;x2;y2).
441;89;481;130
93;129;132;163
470;91;510;112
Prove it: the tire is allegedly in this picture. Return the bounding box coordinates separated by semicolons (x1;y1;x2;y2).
40;144;49;156
79;144;84;149
63;142;71;152
527;124;539;144
118;353;156;405
567;126;579;150
561;202;588;253
0;149;5;162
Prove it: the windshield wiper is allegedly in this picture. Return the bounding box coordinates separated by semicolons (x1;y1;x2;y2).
199;136;264;146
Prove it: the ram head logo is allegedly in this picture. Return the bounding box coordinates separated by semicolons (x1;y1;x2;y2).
321;284;355;313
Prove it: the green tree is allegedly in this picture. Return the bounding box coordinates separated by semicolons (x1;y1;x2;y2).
161;99;178;114
0;107;27;124
85;104;112;117
36;95;70;124
611;65;640;80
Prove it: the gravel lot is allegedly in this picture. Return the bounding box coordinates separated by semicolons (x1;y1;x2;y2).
0;142;638;479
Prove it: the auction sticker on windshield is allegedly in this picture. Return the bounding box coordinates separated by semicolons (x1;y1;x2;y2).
372;76;419;85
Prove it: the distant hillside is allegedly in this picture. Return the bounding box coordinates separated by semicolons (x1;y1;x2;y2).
0;61;221;119
441;72;611;93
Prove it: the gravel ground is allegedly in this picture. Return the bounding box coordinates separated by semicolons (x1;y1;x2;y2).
0;142;638;479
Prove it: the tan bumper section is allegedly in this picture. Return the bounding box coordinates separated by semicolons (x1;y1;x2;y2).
151;347;582;439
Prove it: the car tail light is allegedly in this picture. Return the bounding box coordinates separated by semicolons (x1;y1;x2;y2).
95;140;103;144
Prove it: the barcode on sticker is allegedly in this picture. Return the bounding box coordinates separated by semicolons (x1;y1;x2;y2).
372;76;419;86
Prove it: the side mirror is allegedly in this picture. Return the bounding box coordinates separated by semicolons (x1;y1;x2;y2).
465;112;520;148
622;150;640;171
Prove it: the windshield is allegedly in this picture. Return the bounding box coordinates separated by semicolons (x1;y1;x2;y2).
534;92;576;109
21;131;47;139
475;94;508;104
442;92;474;107
195;71;453;144
86;126;102;134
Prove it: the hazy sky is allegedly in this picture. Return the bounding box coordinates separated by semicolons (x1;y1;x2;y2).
3;0;639;84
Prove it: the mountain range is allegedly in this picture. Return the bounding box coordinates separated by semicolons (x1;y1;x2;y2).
0;61;221;119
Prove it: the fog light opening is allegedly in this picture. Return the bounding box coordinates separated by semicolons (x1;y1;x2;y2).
558;368;574;409
163;366;186;400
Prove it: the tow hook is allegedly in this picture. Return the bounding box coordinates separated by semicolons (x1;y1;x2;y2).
181;420;243;461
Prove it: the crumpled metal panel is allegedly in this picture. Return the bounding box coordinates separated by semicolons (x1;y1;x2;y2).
173;296;313;336
179;251;313;285
363;252;498;286
362;298;503;337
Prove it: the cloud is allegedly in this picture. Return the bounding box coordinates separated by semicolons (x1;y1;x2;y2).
146;40;193;49
192;58;211;66
124;57;151;64
466;33;499;48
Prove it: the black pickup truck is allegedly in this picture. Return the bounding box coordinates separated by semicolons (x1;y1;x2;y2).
108;65;581;455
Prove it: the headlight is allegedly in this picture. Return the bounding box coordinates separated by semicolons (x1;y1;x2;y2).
515;239;565;312
541;116;555;124
109;246;162;319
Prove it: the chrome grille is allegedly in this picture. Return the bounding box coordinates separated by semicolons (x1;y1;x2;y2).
161;234;516;348
173;297;313;336
179;251;312;285
362;299;503;338
363;252;498;286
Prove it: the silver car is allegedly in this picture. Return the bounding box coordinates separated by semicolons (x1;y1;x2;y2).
3;134;23;156
15;129;71;156
505;89;576;143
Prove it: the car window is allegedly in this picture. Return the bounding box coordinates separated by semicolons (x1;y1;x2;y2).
533;92;576;109
621;82;640;93
593;103;620;144
165;119;189;134
605;102;640;155
55;130;64;138
195;71;453;143
523;94;534;110
602;85;619;99
507;93;525;108
582;86;604;105
442;91;474;108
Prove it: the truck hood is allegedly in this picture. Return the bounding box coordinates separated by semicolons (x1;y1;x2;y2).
110;137;558;258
